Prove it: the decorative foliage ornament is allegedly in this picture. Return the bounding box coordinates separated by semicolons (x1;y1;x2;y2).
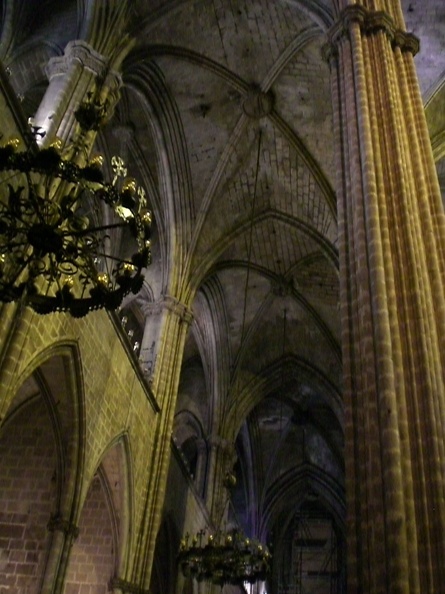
0;96;152;317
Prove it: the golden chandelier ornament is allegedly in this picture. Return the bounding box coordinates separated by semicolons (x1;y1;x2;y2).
0;94;152;317
178;527;271;587
178;474;271;587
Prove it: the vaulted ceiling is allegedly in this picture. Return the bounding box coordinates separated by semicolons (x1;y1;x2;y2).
2;0;445;579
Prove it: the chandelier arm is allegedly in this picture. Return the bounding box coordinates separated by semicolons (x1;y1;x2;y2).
25;172;48;225
88;251;141;267
10;257;31;285
62;220;129;237
0;170;23;185
47;253;62;290
1;239;31;249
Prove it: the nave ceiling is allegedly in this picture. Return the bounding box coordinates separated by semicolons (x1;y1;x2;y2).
1;0;445;583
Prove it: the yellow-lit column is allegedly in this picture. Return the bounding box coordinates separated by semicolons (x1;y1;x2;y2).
127;296;193;590
325;4;445;593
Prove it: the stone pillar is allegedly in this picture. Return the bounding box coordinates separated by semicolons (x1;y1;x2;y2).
128;296;193;589
41;515;79;594
32;39;121;148
325;4;445;593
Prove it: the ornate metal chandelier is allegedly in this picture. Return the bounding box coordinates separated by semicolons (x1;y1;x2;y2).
178;525;271;587
0;94;152;317
178;472;271;587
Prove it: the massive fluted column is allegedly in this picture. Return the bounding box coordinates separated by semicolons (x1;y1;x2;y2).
326;4;445;593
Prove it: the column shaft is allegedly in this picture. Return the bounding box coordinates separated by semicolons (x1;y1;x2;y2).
327;5;445;592
129;298;192;589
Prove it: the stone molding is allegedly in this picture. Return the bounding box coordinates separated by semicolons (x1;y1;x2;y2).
109;577;150;594
323;5;420;61
47;514;79;539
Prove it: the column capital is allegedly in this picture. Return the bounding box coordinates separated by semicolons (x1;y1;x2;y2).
207;435;236;462
324;5;419;59
140;295;193;326
47;514;79;539
46;40;122;90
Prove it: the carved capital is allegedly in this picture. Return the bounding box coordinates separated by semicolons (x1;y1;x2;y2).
47;515;79;539
46;40;122;100
47;41;107;78
208;435;236;459
392;29;420;54
164;295;194;325
141;295;193;325
324;5;419;59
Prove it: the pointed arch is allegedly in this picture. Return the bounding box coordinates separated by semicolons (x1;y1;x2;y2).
92;431;135;576
0;342;86;593
6;341;86;522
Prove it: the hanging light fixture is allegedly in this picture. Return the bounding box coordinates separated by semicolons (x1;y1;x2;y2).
0;91;152;317
178;473;271;586
178;129;271;588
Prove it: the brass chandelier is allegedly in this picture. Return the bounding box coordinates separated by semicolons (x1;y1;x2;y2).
178;527;271;587
178;475;271;587
0;93;152;317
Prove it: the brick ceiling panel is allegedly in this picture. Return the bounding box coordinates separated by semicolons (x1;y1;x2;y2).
142;0;315;83
273;35;335;186
291;253;339;307
249;400;342;493
237;296;341;388
216;217;329;280
153;56;243;212
189;123;337;279
214;267;272;358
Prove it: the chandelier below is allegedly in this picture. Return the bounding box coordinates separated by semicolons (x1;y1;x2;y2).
178;472;271;588
0;96;152;317
178;527;271;587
